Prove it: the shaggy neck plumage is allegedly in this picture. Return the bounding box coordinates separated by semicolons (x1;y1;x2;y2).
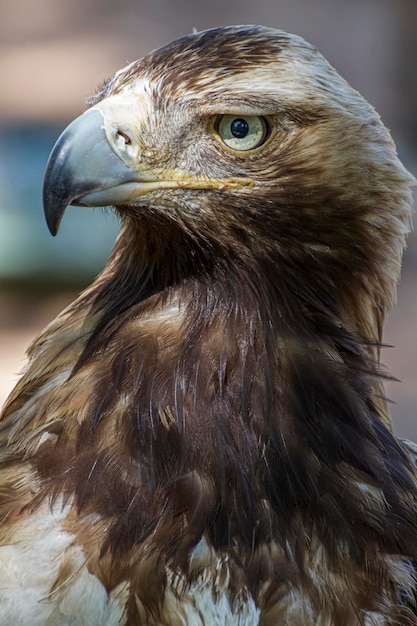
69;213;417;568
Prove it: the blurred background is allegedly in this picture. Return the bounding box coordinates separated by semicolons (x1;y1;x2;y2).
0;0;416;437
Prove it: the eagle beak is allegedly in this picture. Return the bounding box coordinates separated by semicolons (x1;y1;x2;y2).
43;94;254;236
43;97;145;236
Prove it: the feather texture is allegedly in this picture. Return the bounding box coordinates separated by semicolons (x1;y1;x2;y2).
0;25;416;624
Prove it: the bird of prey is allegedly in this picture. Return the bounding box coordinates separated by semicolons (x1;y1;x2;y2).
0;25;416;625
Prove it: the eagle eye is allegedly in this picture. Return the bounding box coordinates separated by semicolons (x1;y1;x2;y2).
215;115;269;151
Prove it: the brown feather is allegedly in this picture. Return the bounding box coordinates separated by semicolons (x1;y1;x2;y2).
0;25;416;625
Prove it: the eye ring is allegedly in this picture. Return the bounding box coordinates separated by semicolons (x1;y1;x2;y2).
214;114;270;151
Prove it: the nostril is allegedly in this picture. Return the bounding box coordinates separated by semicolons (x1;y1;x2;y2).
116;129;132;145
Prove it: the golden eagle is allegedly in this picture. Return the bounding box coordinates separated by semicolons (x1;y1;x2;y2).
0;25;416;625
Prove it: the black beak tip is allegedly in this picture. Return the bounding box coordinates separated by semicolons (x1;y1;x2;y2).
43;201;59;236
45;217;59;237
42;180;66;237
42;144;74;236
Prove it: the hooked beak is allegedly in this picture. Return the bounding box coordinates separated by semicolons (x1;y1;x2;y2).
42;94;253;235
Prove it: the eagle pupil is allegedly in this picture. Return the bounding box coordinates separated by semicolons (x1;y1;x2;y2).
230;118;249;138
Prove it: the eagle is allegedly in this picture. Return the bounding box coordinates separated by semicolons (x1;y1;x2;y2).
0;25;416;625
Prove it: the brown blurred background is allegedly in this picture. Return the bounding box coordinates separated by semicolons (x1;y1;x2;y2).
0;0;416;437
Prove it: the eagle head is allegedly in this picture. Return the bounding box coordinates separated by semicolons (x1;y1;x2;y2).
43;26;414;365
